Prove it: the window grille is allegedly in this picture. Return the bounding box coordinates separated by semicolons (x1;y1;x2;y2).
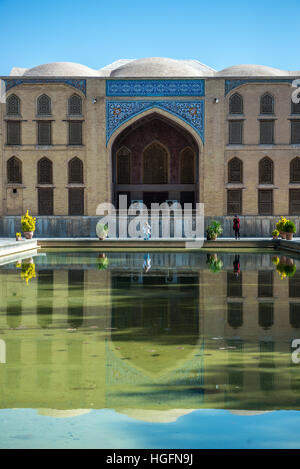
7;121;21;145
228;157;242;183
38;121;51;145
260;121;274;144
69;121;82;145
7;94;20;115
69;188;84;215
68;157;83;184
38;157;53;184
68;94;82;115
260;93;274;114
227;189;242;215
180;147;195;184
38;188;53;215
7;157;22;183
229;93;243;114
37;94;51;115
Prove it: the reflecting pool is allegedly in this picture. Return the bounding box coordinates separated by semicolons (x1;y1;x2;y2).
1;250;300;448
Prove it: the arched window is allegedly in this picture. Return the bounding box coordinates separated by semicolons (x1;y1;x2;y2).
68;157;83;184
290;157;300;183
260;93;274;114
37;94;51;115
228;157;243;183
38;157;53;184
229;93;243;114
68;94;82;115
7;94;20;115
291;93;300;114
116;147;131;184
259;157;273;184
143;142;168;184
180;147;195;184
7;156;22;184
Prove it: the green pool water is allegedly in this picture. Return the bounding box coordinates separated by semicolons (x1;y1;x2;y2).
1;249;300;448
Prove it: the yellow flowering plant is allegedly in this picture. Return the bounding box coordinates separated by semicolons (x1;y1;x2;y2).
272;256;279;265
21;210;36;232
276;216;288;233
276;262;296;280
16;261;36;285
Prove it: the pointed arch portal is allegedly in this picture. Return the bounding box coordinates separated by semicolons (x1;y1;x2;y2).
112;113;199;208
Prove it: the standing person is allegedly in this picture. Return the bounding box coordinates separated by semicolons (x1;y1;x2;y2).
233;214;240;240
143;221;151;240
143;253;152;272
233;255;240;277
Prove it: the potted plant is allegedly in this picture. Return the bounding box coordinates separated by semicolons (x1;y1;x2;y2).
272;229;279;240
21;210;36;239
16;260;36;285
276;261;296;280
206;254;223;273
276;216;287;239
96;222;109;241
98;254;109;270
272;256;279;265
206;221;223;241
15;232;22;241
283;220;296;240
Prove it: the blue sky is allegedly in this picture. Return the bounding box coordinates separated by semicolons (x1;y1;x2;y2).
0;0;299;75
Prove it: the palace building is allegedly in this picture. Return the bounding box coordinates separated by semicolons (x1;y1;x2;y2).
1;57;300;236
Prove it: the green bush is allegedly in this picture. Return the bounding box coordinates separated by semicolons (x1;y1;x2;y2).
206;221;223;239
283;220;296;233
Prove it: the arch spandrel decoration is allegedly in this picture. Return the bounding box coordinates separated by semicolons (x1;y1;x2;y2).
106;100;204;145
225;78;294;96
105;340;204;387
4;79;86;95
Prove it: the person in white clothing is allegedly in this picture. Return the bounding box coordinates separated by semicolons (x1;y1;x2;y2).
143;221;151;240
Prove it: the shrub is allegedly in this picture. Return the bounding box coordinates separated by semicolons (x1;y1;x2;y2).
272;229;279;237
96;222;109;238
206;221;223;239
209;258;223;273
276;216;287;233
16;262;36;285
276;262;296;279
98;256;109;270
283;220;296;233
21;210;36;232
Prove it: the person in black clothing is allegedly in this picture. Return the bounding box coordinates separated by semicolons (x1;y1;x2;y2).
233;255;240;277
233;215;240;240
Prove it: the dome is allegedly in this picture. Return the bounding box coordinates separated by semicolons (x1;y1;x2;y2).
98;59;136;76
218;64;286;77
23;62;99;77
110;57;214;77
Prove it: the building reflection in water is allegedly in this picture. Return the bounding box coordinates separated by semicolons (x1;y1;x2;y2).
0;251;299;412
37;270;53;329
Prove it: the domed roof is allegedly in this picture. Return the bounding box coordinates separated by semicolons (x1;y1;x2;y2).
218;64;286;77
110;57;215;77
22;62;99;77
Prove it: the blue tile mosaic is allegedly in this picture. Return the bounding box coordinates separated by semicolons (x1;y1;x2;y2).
106;79;205;97
106;100;204;144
